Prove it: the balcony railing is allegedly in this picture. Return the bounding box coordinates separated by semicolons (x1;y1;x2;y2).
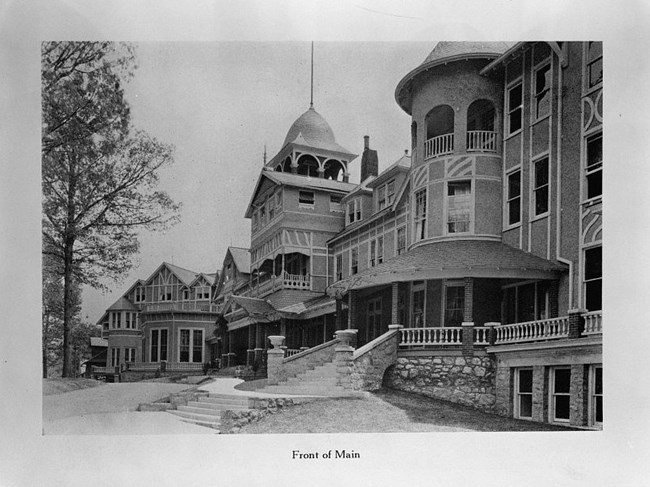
583;311;603;335
467;130;497;152
252;272;311;297
400;327;463;346
142;302;219;313
424;133;454;159
126;362;205;372
494;316;570;345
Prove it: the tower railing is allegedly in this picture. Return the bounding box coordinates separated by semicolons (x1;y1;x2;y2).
424;133;454;159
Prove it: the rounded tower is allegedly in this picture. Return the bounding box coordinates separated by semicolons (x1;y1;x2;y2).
395;41;511;245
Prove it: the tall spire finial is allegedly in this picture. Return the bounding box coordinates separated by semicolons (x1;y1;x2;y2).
263;144;267;165
310;41;314;109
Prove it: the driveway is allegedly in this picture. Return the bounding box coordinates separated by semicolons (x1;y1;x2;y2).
43;381;217;435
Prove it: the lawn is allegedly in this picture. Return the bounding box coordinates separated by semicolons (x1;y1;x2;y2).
236;388;579;434
43;378;106;396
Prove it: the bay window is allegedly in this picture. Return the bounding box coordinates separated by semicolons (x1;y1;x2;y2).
414;189;427;241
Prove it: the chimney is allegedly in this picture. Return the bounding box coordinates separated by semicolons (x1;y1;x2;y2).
360;135;378;182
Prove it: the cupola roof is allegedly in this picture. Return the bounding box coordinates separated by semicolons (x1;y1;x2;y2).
283;107;336;147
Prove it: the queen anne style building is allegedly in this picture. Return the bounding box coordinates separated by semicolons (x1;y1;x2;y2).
95;41;602;428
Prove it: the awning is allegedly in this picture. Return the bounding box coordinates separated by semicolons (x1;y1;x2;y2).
231;296;278;321
327;240;568;296
227;316;256;331
278;295;336;320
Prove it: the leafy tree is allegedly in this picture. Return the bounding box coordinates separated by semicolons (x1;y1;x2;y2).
42;42;180;377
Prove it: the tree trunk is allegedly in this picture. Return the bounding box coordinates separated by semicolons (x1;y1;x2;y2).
62;158;77;378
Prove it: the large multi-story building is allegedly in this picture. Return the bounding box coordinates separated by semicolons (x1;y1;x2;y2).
93;262;219;379
213;41;602;428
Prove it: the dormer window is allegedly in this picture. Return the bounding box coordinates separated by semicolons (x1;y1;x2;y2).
134;286;145;303
377;180;396;211
347;199;362;224
299;190;315;206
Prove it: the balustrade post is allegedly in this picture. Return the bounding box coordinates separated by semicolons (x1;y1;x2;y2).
266;335;286;385
486;322;500;345
568;309;587;339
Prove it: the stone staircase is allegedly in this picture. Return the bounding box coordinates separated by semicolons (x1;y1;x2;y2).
259;361;351;396
169;393;251;429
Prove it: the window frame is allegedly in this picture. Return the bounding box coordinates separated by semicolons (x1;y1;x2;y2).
589;365;603;426
506;80;524;137
532;60;552;121
150;328;168;363
411;281;425;327
350;246;359;275
335;253;343;281
178;328;204;363
298;190;315;207
413;188;427;242
506;168;522;227
583;244;602;312
110;347;120;367
549;367;572;423
515;368;534;420
443;280;465;327
446;180;472;235
396;225;406;255
532;156;550;217
347;198;362;224
585;41;603;90
585;131;603;201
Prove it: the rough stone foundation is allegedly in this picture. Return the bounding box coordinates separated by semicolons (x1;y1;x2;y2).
384;354;497;412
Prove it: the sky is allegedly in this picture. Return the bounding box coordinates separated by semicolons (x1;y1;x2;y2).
82;41;432;322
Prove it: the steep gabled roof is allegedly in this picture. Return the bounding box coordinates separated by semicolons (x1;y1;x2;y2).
107;296;138;311
367;152;411;188
228;247;251;273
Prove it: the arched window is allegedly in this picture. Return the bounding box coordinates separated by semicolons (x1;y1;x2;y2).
323;159;345;180
281;156;292;172
467;99;497;152
424;105;454;158
297;154;319;177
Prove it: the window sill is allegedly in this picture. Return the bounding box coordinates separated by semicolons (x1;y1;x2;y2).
581;196;602;208
530;212;549;223
504;129;522;141
298;204;315;210
504;222;522;231
531;113;551;126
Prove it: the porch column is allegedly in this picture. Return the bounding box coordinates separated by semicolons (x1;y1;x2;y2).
254;324;263;366
335;297;344;331
280;317;287;337
347;290;356;330
247;324;254;366
549;280;559;318
390;282;401;325
462;278;475;357
463;277;473;322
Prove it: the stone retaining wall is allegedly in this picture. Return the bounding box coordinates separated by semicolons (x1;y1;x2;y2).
221;397;312;433
384;354;497;412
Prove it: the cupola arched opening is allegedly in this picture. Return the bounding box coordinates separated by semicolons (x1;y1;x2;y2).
323;159;345;180
297;154;319;177
466;99;497;152
424;105;454;158
280;156;292;172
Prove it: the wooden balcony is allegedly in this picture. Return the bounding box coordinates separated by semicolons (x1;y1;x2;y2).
424;133;454;159
252;272;311;297
466;130;497;152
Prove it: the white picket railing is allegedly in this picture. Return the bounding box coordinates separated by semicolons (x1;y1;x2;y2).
494;316;570;344
467;130;497;152
583;311;603;335
473;326;491;345
424;133;454;159
400;327;463;346
283;272;311;290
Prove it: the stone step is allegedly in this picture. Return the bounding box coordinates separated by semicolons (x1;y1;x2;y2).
194;399;251;411
169;409;222;426
201;394;251;406
261;385;348;396
298;370;338;379
177;405;223;417
286;378;339;387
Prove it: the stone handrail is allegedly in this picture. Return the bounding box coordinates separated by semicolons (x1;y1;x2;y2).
494;316;569;344
353;328;401;360
583;311;603;335
400;327;463;346
282;338;339;364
